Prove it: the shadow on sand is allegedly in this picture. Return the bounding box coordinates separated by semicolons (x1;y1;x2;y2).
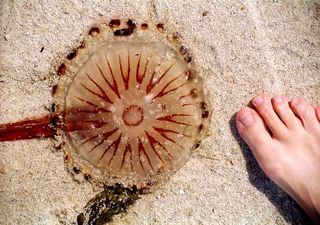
229;113;312;225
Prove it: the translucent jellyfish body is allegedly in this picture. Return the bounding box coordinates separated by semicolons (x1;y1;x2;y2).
0;19;209;187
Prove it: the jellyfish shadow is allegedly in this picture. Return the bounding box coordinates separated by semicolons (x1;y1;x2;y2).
229;113;312;225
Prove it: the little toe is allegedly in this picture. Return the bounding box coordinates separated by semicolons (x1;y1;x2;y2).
290;98;319;130
272;95;301;128
236;106;273;163
252;94;287;137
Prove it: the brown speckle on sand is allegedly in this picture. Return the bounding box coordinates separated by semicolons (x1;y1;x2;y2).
0;163;5;175
202;11;208;16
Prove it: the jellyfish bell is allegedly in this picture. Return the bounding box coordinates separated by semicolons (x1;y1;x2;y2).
0;19;210;188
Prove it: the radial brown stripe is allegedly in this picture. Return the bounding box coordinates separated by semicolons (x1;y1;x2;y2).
146;62;175;94
155;81;190;99
153;72;185;99
85;72;113;104
145;131;173;160
99;133;122;161
75;97;110;113
104;58;121;98
120;143;133;172
138;54;150;86
106;134;122;165
79;82;110;105
138;137;154;172
135;52;143;84
156;114;192;126
85;127;119;151
118;54;130;90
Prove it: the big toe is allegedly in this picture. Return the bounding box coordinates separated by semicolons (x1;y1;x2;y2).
315;105;320;122
236;106;273;163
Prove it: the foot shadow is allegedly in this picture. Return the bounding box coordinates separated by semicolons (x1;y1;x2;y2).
229;114;312;225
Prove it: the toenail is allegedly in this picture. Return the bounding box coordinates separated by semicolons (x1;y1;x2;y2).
253;96;263;106
274;96;283;104
239;112;255;126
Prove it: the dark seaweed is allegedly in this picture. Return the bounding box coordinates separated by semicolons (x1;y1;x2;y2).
77;184;140;225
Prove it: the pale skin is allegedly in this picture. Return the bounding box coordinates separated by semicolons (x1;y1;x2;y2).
236;94;320;224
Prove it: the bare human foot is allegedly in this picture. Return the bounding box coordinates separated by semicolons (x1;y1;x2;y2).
236;94;320;224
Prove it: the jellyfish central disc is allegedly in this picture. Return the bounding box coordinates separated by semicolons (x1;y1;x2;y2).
122;105;144;126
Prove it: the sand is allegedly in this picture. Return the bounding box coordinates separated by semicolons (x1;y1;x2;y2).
0;0;319;224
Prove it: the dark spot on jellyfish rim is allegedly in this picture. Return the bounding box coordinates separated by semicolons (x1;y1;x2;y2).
198;124;204;132
109;19;121;28
84;174;91;181
51;103;56;113
114;28;134;36
49;115;59;133
73;167;81;174
57;63;66;76
89;27;100;36
200;102;209;118
172;32;182;41
194;142;201;149
79;41;86;49
127;19;136;29
67;50;77;60
140;23;148;30
156;23;164;32
54;142;63;151
200;102;207;110
179;46;193;63
179;45;188;55
184;54;193;63
51;84;58;96
202;110;209;119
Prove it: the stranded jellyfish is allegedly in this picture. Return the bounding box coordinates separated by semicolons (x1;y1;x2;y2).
0;19;209;187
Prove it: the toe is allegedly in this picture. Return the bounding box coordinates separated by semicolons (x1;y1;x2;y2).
236;106;273;163
252;94;287;137
315;105;320;122
272;95;301;128
290;98;319;130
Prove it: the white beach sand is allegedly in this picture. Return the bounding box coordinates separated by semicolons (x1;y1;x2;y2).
0;0;319;224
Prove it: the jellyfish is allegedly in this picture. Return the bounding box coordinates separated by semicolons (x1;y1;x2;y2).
0;19;209;188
